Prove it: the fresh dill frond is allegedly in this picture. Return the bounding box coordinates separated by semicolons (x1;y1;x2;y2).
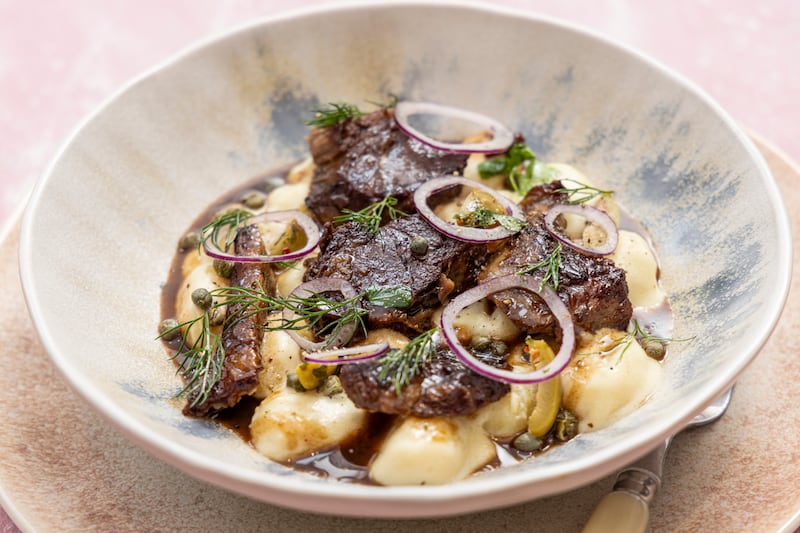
517;241;563;291
162;281;421;403
377;328;438;395
332;195;408;233
557;182;614;204
306;102;365;127
579;319;695;365
200;209;253;254
161;311;225;408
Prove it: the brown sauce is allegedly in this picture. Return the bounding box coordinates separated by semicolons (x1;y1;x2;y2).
159;162;672;484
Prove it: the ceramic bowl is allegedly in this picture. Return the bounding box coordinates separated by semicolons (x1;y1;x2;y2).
18;1;791;518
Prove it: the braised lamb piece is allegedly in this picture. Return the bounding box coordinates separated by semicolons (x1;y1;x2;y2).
339;342;509;418
303;214;486;333
480;181;632;337
184;225;273;416
305;108;469;224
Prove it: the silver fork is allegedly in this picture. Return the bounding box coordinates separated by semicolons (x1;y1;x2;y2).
582;387;734;533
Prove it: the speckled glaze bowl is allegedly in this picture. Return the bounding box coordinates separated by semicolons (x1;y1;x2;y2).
18;1;791;518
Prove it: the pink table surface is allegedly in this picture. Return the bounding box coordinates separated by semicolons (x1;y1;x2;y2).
1;1;798;531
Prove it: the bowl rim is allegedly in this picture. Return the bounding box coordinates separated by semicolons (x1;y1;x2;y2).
17;0;793;518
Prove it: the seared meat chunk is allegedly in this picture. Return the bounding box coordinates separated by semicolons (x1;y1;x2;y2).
305;108;469;223
481;182;632;337
184;225;274;416
339;342;509;417
303;214;486;333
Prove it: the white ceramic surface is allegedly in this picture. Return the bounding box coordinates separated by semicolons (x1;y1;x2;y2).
18;1;791;518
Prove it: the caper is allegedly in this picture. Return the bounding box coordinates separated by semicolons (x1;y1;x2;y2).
489;340;509;356
158;318;181;341
213;258;234;278
191;288;213;310
513;432;542;452
410;235;429;257
470;335;492;352
179;231;200;250
642;338;666;360
286;372;305;392
555;409;579;442
242;191;266;209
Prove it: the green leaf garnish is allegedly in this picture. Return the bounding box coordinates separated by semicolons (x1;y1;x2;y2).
517;241;563;291
365;285;413;308
377;328;438;395
557;182;614;204
200;209;254;254
478;143;559;196
306;102;365;127
332;195;408;233
161;281;421;404
455;206;527;233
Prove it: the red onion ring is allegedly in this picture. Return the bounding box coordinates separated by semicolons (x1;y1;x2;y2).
414;176;526;243
394;101;514;154
544;204;618;256
440;274;575;385
204;209;321;263
303;342;390;365
283;278;358;351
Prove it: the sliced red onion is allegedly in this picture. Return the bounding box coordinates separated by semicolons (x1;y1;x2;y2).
544;204;618;256
303;342;390;365
394;101;514;154
283;278;358;351
440;274;575;385
204;209;320;263
414;176;526;243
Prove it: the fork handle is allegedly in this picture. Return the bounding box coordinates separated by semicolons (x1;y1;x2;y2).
581;491;649;533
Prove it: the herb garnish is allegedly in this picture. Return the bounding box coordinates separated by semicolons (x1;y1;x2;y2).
517;241;563;290
306;102;366;127
478;143;559;196
332;195;407;233
558;182;614;205
377;328;438;394
160;311;225;409
455;206;527;233
200;208;253;254
160;283;414;404
580;319;694;365
364;285;413;308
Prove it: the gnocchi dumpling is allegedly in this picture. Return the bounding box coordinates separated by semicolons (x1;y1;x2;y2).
250;386;366;462
611;230;665;308
369;415;495;486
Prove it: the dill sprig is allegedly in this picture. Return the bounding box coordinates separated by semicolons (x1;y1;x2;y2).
557;182;614;204
332;195;408;233
161;283;413;403
581;319;694;365
200;208;253;254
306;102;365;127
517;241;563;290
160;311;225;409
377;328;438;395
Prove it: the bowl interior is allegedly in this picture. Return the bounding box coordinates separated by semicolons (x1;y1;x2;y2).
18;2;791;517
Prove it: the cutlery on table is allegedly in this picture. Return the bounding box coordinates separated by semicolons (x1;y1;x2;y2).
581;387;734;533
